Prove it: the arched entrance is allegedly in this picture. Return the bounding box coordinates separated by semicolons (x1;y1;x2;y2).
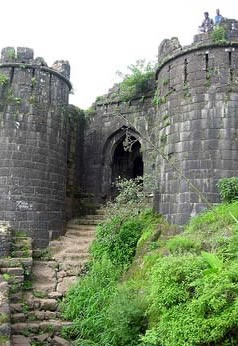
101;127;143;200
111;136;143;181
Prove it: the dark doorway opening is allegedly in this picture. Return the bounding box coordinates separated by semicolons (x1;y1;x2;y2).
111;136;143;195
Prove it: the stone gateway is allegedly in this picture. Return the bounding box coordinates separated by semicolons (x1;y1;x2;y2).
1;18;238;246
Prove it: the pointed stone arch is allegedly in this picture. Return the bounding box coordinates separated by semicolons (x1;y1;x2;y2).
101;126;143;199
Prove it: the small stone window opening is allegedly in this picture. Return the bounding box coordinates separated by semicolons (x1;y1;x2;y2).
229;51;233;82
205;53;209;73
184;59;188;84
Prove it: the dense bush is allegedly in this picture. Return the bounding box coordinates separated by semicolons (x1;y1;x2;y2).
105;175;155;219
217;177;238;203
90;214;147;266
117;60;155;101
142;257;238;346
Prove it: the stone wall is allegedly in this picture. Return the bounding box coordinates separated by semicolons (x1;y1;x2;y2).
83;19;238;225
66;105;86;218
0;223;11;258
0;47;71;247
154;19;238;224
82;86;156;203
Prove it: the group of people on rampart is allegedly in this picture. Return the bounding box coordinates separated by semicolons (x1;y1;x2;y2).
199;9;223;33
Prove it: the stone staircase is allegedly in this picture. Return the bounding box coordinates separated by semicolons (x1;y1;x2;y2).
0;211;104;346
49;212;104;294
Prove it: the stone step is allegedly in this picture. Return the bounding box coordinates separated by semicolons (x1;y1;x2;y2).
0;267;24;276
65;227;95;235
9;275;24;285
66;224;96;230
49;237;92;250
12;334;71;346
63;232;95;239
50;239;93;252
12;237;32;247
79;214;104;220
12;334;30;346
31;283;56;294
58;234;94;241
32;260;56;266
10;304;26;314
71;219;100;225
11;320;73;335
31;261;57;293
10;292;24;304
58;260;87;271
51;245;91;254
96;208;106;215
11;310;60;323
55;253;90;261
11;250;33;258
11;313;26;324
0;258;32;269
23;296;58;311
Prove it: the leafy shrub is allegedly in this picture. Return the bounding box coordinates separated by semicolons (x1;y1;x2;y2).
143;255;238;346
148;256;206;313
217;177;238;203
102;284;147;346
0;72;8;86
212;25;227;43
105;175;155;219
117;60;155;101
91;213;146;266
167;235;201;254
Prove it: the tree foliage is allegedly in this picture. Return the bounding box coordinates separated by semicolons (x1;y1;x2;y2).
117;60;155;101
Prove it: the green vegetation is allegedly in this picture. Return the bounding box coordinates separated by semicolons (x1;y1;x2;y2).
0;336;9;344
0;72;8;86
61;177;238;345
212;25;227;43
84;106;96;117
217;177;238;203
117;60;155;101
5;47;16;60
33;248;52;260
2;273;10;281
32;290;47;298
0;313;8;324
30;341;48;346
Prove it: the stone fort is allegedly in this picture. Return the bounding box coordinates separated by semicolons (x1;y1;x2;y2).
1;19;238;249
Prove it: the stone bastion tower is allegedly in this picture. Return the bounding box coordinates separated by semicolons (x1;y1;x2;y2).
82;18;238;226
0;47;71;247
154;19;238;224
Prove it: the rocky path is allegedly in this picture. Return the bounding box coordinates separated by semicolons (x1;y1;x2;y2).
0;211;104;346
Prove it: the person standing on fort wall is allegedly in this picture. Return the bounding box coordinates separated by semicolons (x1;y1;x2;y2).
214;9;223;25
199;12;214;32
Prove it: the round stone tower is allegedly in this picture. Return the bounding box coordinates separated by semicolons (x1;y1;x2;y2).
0;47;71;247
154;19;238;225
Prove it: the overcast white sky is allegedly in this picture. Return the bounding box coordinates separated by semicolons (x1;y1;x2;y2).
0;1;237;109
